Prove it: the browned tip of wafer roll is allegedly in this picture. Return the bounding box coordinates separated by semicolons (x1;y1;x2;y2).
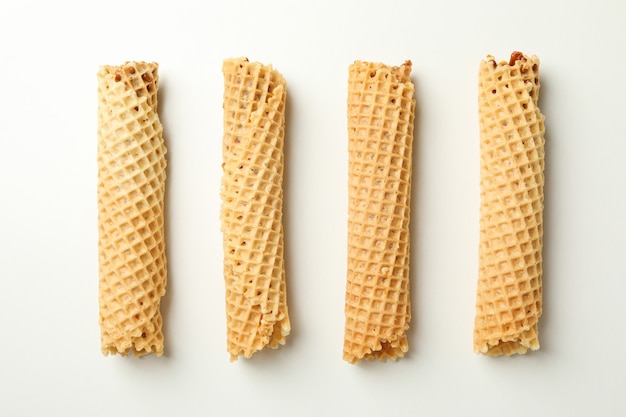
343;60;415;364
474;52;545;356
221;57;290;361
97;61;167;357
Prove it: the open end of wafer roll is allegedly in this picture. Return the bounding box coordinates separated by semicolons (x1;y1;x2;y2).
474;52;545;356
343;60;415;364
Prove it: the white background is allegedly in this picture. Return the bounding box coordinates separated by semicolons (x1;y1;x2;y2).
1;0;625;415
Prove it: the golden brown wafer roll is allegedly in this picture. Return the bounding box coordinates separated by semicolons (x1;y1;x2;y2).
344;60;415;363
97;61;167;357
474;52;545;355
221;57;290;361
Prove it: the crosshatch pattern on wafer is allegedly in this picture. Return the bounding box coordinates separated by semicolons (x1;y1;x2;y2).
344;61;415;364
97;62;167;357
474;53;545;356
221;58;290;361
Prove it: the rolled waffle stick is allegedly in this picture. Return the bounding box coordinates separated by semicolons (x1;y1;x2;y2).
474;52;545;355
343;60;415;363
97;61;167;356
221;58;290;361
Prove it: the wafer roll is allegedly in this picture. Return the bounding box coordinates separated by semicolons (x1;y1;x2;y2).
344;60;415;363
474;52;545;356
97;62;167;357
220;58;290;361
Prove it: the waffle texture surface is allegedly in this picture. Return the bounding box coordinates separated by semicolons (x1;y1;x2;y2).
474;52;545;355
97;61;167;357
344;60;415;363
221;58;290;361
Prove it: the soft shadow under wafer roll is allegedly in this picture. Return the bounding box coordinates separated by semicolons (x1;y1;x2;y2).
474;52;545;356
343;60;415;364
97;61;167;357
220;58;290;361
